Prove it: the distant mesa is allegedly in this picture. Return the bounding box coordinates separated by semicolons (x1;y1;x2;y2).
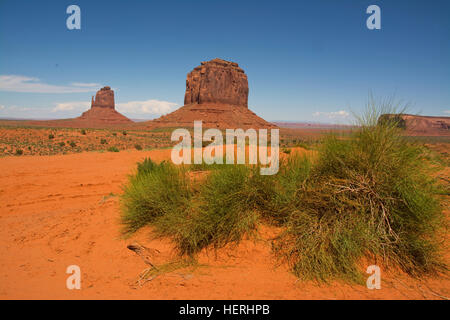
77;86;132;125
147;58;276;129
379;114;450;136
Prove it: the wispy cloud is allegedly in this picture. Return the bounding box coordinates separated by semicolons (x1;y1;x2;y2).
444;110;450;114
0;99;179;119
52;101;91;112
0;75;100;93
69;82;100;88
312;110;350;119
116;99;178;116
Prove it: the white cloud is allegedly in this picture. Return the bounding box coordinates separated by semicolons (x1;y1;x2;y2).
444;110;450;114
116;99;178;115
0;75;100;93
52;101;90;112
70;82;100;88
0;99;178;119
312;110;350;119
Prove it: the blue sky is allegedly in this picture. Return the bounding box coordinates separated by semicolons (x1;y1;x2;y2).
0;0;449;122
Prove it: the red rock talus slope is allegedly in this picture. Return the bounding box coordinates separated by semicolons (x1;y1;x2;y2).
150;103;275;129
379;114;450;136
146;58;276;129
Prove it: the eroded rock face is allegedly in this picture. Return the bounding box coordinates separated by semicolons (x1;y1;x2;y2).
91;86;115;109
184;58;249;108
78;86;132;125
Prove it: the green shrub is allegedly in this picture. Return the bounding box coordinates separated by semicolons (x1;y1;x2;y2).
275;100;445;282
120;98;446;283
107;146;119;152
121;159;191;234
59;142;65;147
137;157;158;175
48;134;55;139
173;165;259;255
122;131;127;136
134;144;143;150
15;149;23;155
100;139;107;144
81;129;86;135
69;141;76;148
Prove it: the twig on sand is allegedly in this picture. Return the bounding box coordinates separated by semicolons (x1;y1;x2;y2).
127;242;160;269
127;242;161;287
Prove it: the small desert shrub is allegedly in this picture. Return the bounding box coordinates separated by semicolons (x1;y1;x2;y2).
122;131;127;136
81;129;86;135
121;158;191;234
15;149;23;155
274;99;445;282
58;142;65;147
48;134;55;139
172;165;259;255
254;154;311;225
69;141;76;148
134;144;143;150
137;157;158;175
173;156;312;254
112;132;117;136
107;146;119;152
100;139;107;144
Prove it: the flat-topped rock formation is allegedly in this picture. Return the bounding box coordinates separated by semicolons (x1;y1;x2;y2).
379;114;450;136
78;86;132;125
147;58;275;129
184;58;249;108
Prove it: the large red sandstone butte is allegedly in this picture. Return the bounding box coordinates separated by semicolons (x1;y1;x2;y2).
147;58;275;129
78;86;132;125
185;58;249;108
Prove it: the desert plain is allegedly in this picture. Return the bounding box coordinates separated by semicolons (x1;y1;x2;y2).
0;122;449;300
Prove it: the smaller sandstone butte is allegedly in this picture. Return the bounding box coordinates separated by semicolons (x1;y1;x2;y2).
379;114;450;136
91;86;115;109
147;58;275;129
78;86;132;126
185;58;249;108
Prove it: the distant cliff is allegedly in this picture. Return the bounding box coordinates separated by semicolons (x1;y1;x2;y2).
378;114;450;136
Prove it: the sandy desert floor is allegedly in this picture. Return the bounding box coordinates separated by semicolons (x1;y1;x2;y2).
0;149;449;299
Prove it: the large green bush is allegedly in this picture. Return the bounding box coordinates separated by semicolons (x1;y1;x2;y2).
121;101;446;282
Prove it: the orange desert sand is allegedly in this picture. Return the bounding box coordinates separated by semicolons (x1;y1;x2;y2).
0;149;448;300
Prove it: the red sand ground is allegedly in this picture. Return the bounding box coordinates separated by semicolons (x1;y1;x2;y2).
0;150;449;300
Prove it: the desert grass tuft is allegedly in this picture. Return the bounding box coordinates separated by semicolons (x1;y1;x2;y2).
169;165;260;255
121;158;192;234
274;97;446;281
